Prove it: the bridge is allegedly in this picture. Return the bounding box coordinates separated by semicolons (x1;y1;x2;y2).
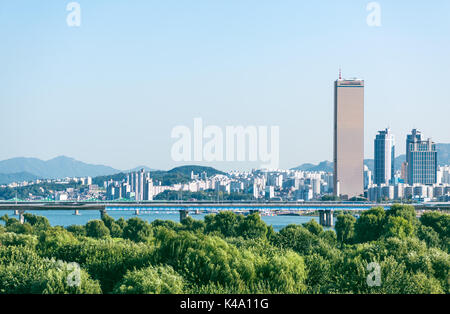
0;201;448;227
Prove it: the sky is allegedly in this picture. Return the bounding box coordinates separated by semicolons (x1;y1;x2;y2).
0;0;449;171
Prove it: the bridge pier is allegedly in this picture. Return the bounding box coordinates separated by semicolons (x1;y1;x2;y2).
18;210;25;224
100;209;107;219
14;209;19;216
319;210;334;227
326;210;334;227
73;209;80;216
179;210;189;222
319;210;325;226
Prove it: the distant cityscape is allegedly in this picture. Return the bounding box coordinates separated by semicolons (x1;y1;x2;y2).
1;74;449;204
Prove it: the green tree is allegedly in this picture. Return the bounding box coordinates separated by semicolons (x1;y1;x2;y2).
335;214;356;244
303;219;323;236
0;245;101;294
420;212;449;248
66;225;87;237
205;211;242;238
387;204;417;223
23;213;51;232
113;265;184;294
237;213;268;240
122;218;152;242
85;220;110;239
383;216;414;239
354;207;386;243
257;250;307;293
101;214;123;238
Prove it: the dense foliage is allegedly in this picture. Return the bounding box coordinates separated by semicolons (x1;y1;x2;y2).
0;205;448;294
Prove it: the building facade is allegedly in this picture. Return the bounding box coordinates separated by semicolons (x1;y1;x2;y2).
406;129;437;185
333;77;364;198
374;128;395;185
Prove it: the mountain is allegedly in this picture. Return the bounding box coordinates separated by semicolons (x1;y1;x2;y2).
0;172;39;185
0;156;121;179
291;161;333;172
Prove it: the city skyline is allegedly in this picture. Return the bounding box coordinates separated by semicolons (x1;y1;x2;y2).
1;1;450;171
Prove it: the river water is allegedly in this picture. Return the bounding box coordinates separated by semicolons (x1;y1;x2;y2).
0;210;324;232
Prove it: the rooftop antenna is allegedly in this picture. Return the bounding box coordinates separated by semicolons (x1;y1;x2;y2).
339;68;342;80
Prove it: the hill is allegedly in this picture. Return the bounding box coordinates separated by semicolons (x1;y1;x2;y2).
0;156;121;179
91;165;226;187
291;161;333;172
0;172;39;185
168;165;226;177
151;165;226;185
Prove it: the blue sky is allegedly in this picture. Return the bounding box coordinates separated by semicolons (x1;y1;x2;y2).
1;1;449;171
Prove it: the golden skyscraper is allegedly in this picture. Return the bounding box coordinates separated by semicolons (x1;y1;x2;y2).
333;74;364;199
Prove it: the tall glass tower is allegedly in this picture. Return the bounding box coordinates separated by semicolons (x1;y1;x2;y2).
406;129;437;185
333;74;364;199
374;128;395;185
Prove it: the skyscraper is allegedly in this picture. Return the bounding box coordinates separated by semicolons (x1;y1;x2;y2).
406;129;437;185
333;74;364;199
374;128;395;185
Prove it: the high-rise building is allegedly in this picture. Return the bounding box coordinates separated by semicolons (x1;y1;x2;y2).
364;165;372;189
374;128;395;185
333;74;364;198
406;129;437;185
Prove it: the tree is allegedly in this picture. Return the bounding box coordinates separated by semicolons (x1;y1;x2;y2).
237;213;268;240
387;204;416;223
420;212;449;244
0;245;101;294
257;251;307;293
205;211;242;238
85;220;110;239
272;225;320;256
122;218;152;242
37;227;79;257
335;214;356;244
181;216;206;233
113;265;184;294
101;214;123;238
153;228;257;288
417;225;441;248
354;207;386;243
303;219;323;236
5;222;33;235
23;213;51;231
383;216;414;239
66;225;87;237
